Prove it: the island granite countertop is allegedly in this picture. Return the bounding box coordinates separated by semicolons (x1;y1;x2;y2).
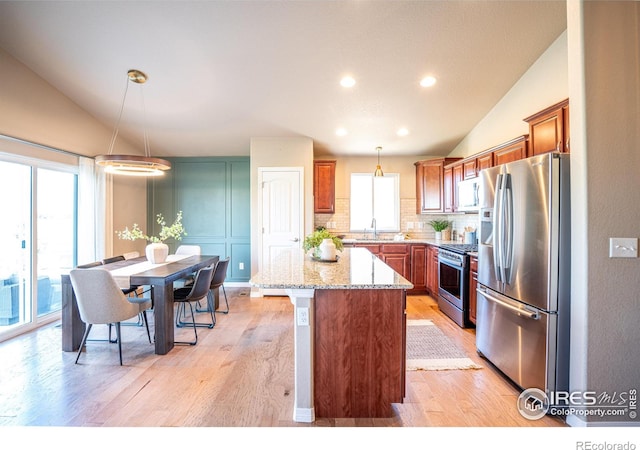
250;247;413;290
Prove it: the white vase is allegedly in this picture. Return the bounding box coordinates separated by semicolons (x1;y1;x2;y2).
435;231;442;241
146;242;169;264
318;238;337;261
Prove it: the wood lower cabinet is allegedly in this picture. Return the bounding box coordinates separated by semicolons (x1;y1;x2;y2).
380;244;410;280
409;244;428;294
350;243;380;257
314;288;406;418
524;98;570;156
345;243;427;294
427;244;439;297
469;255;478;325
313;160;336;213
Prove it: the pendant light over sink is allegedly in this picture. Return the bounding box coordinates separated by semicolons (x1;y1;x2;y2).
95;69;171;176
374;146;384;177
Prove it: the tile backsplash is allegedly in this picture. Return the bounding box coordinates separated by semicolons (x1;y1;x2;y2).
314;197;480;240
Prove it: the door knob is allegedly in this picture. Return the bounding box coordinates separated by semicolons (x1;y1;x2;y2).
291;237;299;242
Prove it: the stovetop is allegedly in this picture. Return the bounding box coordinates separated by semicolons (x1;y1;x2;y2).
438;243;478;254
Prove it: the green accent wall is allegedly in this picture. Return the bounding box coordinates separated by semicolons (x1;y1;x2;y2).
147;157;250;282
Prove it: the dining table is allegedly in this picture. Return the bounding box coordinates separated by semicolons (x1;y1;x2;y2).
61;254;219;355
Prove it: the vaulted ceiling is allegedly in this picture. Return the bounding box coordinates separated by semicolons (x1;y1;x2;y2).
0;1;567;158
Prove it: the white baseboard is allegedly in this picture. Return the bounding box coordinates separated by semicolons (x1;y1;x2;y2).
293;407;315;423
566;414;639;427
222;281;251;288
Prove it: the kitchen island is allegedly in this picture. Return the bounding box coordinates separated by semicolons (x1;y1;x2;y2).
251;247;413;422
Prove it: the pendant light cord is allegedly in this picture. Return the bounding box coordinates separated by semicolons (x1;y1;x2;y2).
106;74;131;156
138;82;151;158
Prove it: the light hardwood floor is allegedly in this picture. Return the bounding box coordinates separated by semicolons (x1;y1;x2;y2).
0;288;565;428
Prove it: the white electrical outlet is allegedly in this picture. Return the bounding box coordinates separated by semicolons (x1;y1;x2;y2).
239;262;244;270
296;307;309;326
609;238;638;258
407;222;414;230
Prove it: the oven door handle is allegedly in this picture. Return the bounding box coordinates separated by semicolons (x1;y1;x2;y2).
438;256;463;268
477;286;539;320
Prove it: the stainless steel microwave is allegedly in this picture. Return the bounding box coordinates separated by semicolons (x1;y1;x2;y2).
457;178;480;212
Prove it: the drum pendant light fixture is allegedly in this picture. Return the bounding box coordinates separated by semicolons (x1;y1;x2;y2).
95;69;171;176
374;146;384;177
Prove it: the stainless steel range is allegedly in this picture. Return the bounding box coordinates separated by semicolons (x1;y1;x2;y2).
437;243;477;328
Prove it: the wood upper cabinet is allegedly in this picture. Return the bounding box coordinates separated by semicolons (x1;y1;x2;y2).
469;256;478;325
463;159;477;180
492;135;528;166
415;157;461;214
313;160;336;213
443;165;454;213
476;151;493;174
524;98;570;156
445;162;464;213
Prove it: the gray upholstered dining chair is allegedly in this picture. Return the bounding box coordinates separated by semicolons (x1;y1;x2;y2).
175;245;201;256
207;257;230;315
103;255;140;296
69;268;153;365
173;264;215;345
174;245;202;288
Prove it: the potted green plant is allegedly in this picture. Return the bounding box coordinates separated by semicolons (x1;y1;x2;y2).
116;211;187;263
303;226;344;260
428;219;450;241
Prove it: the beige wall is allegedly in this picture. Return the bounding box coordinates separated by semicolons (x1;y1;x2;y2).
566;1;640;426
314;154;480;240
112;176;148;257
449;31;569;158
0;48;147;259
249;137;314;274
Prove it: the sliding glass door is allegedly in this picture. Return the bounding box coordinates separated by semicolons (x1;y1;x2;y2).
0;161;32;328
0;159;77;339
36;168;76;318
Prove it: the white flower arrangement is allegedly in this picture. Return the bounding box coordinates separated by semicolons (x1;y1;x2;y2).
116;211;187;243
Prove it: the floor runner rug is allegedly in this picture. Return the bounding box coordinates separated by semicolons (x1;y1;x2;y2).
406;319;483;371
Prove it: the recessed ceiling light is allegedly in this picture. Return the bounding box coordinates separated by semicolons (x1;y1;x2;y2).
340;76;356;88
420;76;437;87
336;127;348;136
397;128;409;137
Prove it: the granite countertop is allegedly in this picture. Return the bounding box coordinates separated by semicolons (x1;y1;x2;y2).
342;238;462;246
250;247;413;290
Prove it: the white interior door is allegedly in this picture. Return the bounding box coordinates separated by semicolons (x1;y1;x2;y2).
259;168;303;293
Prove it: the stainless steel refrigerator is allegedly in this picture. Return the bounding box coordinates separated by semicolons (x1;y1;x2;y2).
476;152;570;394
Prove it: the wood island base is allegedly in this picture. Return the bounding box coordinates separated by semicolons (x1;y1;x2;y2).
313;288;407;419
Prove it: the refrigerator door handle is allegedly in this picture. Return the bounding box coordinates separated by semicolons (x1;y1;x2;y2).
503;174;513;283
493;174;504;283
477;286;539;320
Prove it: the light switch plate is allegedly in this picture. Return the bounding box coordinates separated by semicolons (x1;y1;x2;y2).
609;238;638;258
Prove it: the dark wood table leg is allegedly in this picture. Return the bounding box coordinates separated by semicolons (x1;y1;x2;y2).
212;287;219;310
152;282;175;355
61;274;85;352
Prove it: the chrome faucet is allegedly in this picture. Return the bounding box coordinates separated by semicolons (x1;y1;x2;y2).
371;218;377;239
